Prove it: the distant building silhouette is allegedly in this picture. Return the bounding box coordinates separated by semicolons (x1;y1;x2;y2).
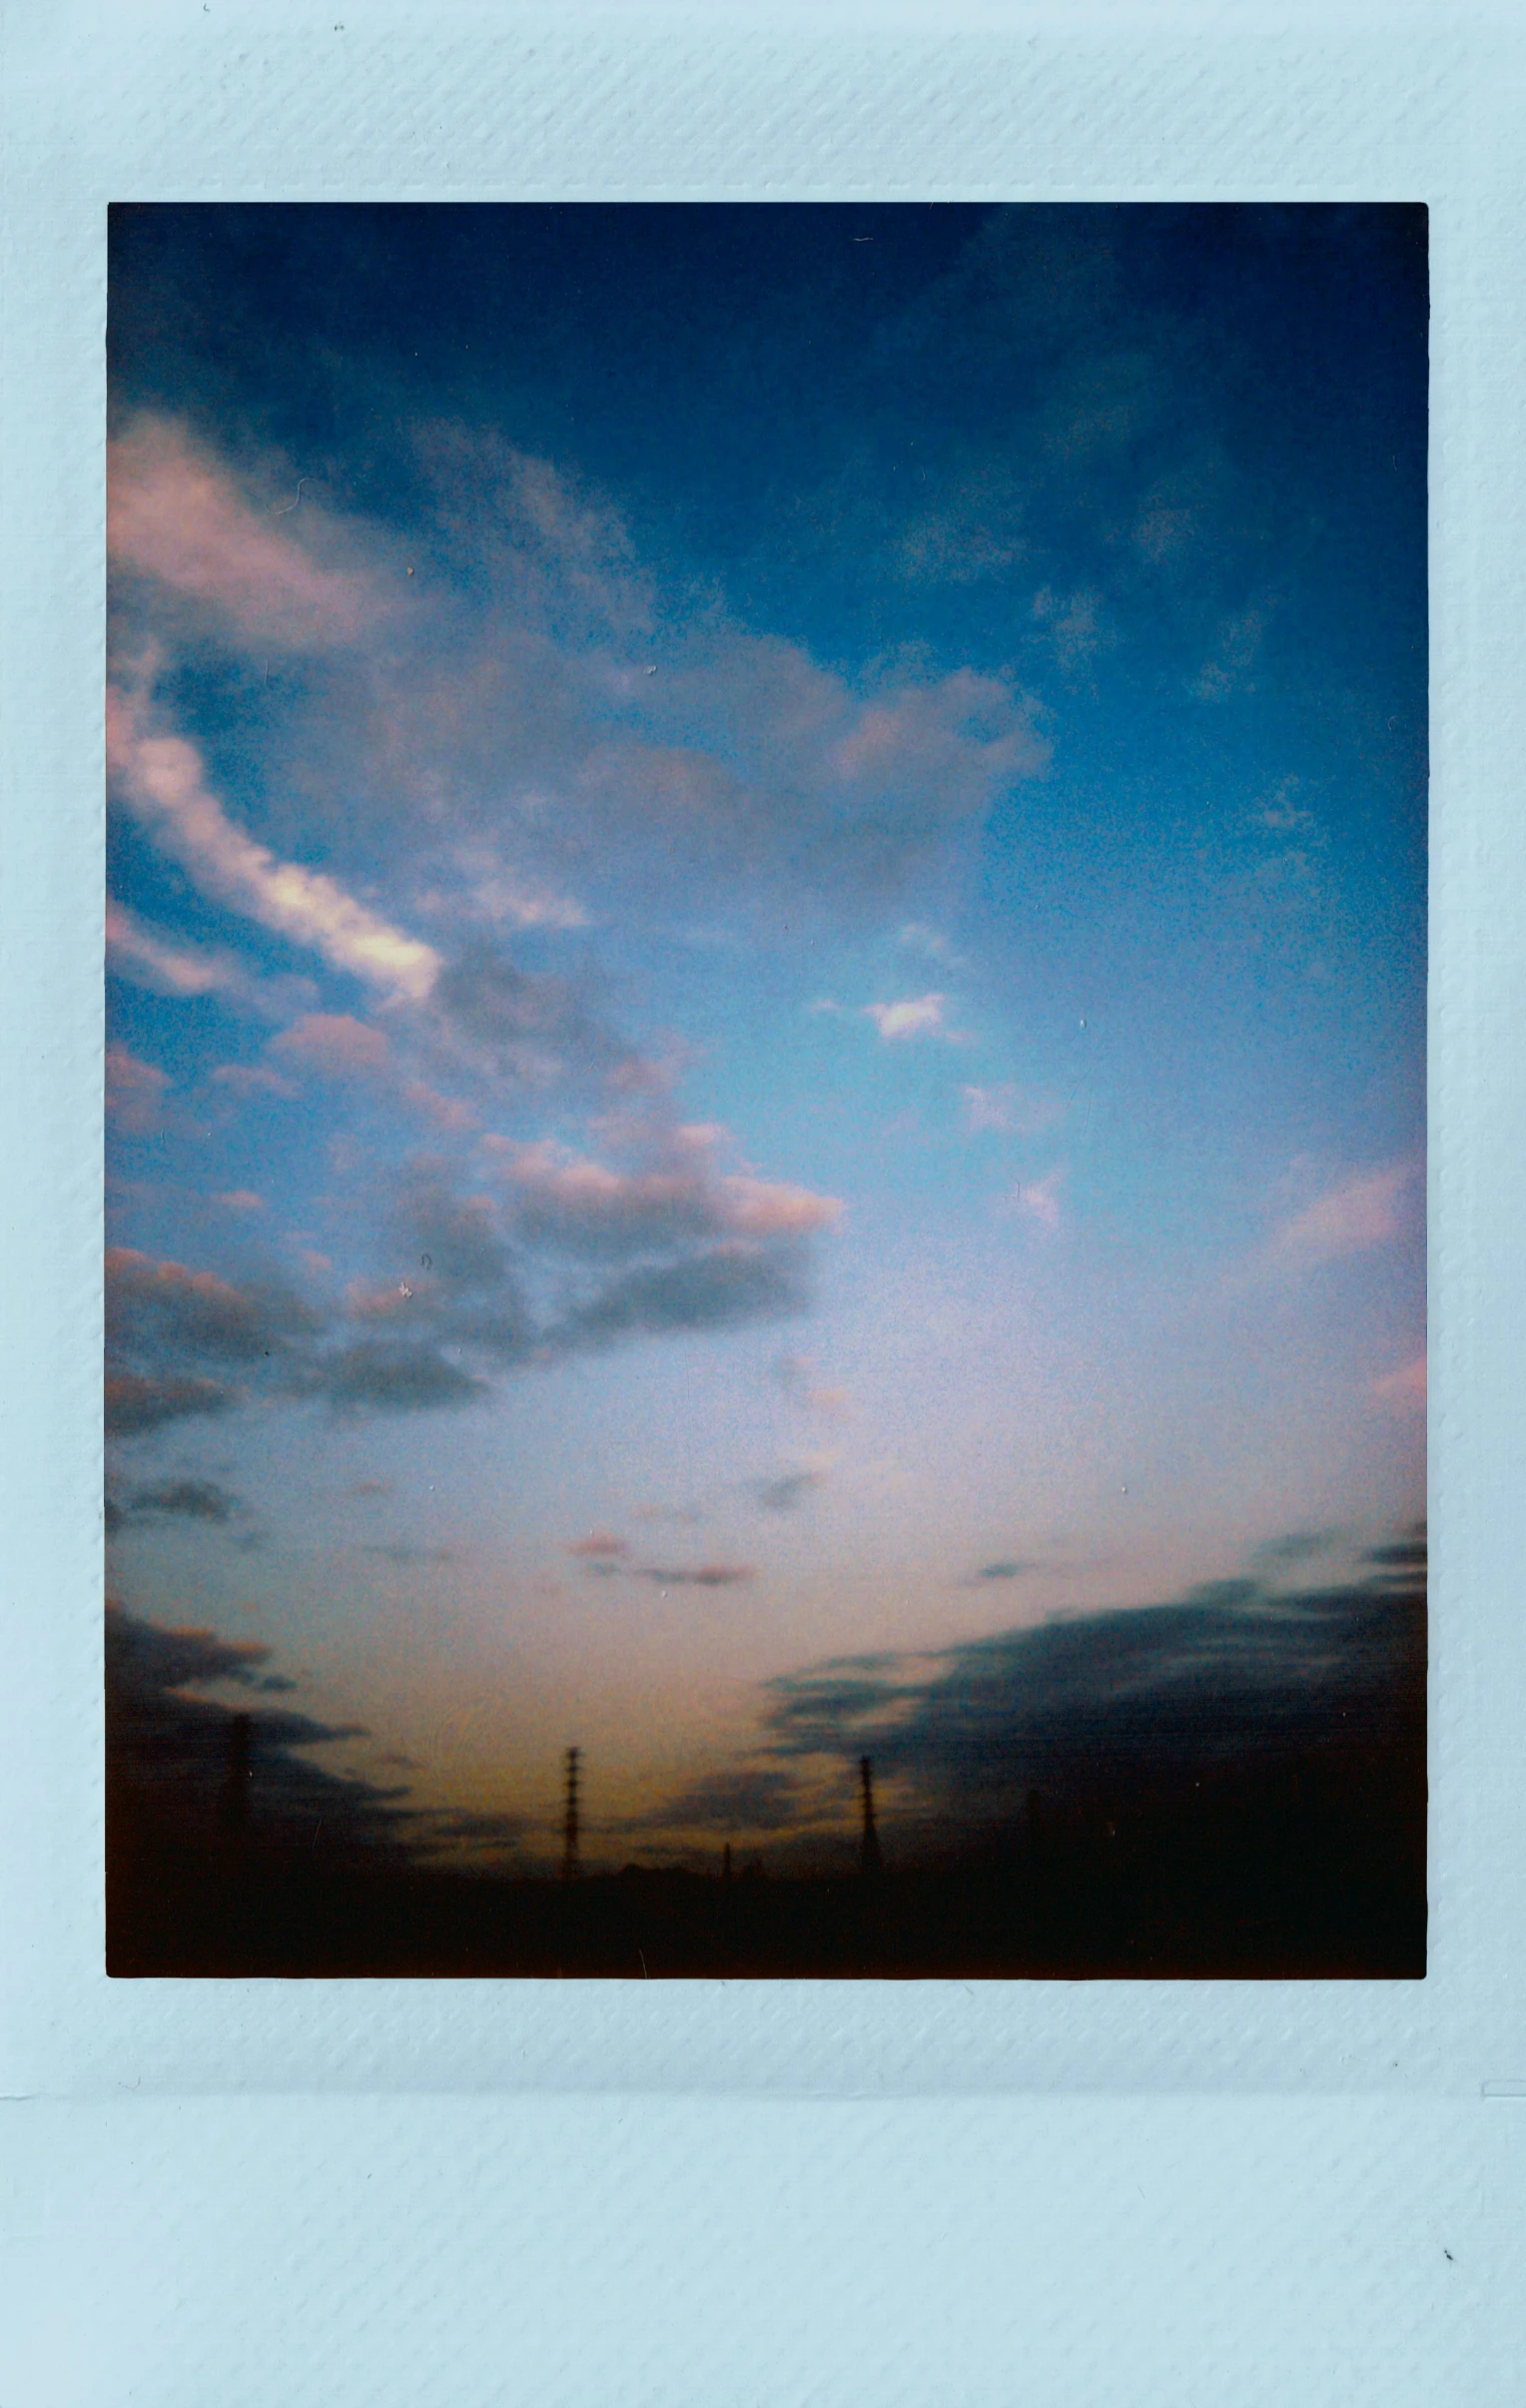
560;1746;581;1882
859;1756;883;1880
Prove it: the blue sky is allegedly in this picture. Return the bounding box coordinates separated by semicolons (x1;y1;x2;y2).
104;205;1426;1869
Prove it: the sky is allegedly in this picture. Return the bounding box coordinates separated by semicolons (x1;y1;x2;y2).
104;204;1427;1873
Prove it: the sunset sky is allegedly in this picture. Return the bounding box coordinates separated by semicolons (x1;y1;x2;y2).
104;205;1427;1871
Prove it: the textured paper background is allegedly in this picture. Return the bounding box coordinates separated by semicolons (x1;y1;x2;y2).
2;2;1523;2397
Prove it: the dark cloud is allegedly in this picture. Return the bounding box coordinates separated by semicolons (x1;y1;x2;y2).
106;1369;236;1437
298;1338;491;1415
107;1603;412;1865
549;1241;809;1351
636;1562;753;1588
1252;1529;1343;1568
762;1540;1426;1825
107;1245;321;1365
110;1475;247;1531
105;1130;831;1435
105;1246;321;1436
967;1557;1042;1582
360;1542;457;1567
625;1766;804;1834
392;1159;513;1293
756;1470;824;1514
431;946;652;1091
408;1807;527;1854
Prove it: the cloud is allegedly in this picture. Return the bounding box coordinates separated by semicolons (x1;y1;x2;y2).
762;1534;1426;1825
1191;603;1269;701
107;899;315;1021
107;1244;322;1368
756;1469;826;1514
1270;1163;1415;1264
110;1475;246;1529
435;845;590;934
409;1807;527;1857
107;1600;412;1866
566;1530;629;1559
297;1339;492;1415
626;1766;804;1834
1372;1354;1426;1414
213;1190;265;1214
113;417;1051;926
493;1125;841;1259
771;1351;853;1422
636;1561;754;1588
106;1044;170;1135
106;1113;839;1432
547;1242;810;1353
962;1083;1065;1137
1013;1168;1065;1230
1032;584;1111;671
105;1370;237;1437
105;1244;322;1434
270;1012;391;1081
359;1542;457;1567
897;923;965;968
967;1558;1043;1583
864;993;950;1041
106;682;440;1002
431;945;653;1091
108;415;383;651
209;1062;301;1103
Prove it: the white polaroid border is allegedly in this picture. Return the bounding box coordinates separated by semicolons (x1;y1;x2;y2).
2;5;1522;2398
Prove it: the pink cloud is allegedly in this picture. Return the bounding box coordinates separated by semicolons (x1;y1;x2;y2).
566;1530;629;1560
106;1044;169;1135
494;1126;841;1253
210;1063;301;1103
831;668;1047;798
1271;1163;1415;1263
108;416;382;651
1372;1354;1426;1414
271;1013;391;1081
399;1079;480;1134
213;1190;265;1214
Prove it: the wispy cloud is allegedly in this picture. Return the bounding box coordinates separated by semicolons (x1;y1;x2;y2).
1012;1168;1066;1230
1269;1163;1415;1265
109;415;385;652
106;682;440;1002
961;1082;1065;1137
107;899;315;1021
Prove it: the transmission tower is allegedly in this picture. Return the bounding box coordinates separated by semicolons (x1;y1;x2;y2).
859;1755;883;1880
560;1745;582;1882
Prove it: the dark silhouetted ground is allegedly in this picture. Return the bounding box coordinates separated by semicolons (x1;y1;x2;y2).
108;1732;1424;1979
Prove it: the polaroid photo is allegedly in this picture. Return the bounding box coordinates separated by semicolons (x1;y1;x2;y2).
4;9;1524;2400
102;199;1426;1987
